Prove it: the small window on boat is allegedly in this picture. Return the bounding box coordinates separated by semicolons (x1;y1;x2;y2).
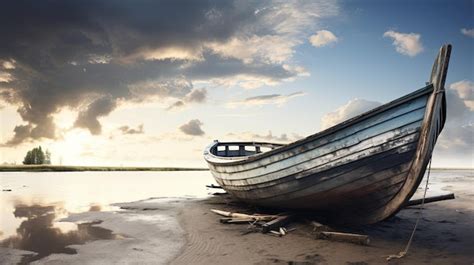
217;146;226;151
229;146;239;151
245;146;256;152
260;147;272;153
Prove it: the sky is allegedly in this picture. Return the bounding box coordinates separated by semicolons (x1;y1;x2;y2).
0;0;472;168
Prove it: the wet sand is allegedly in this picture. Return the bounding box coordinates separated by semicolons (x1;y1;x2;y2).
173;194;473;265
1;172;473;264
0;198;190;265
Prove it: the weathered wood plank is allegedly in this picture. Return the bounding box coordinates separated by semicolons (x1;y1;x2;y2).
257;160;411;210
316;231;370;245
405;193;455;207
219;132;419;188
261;215;293;233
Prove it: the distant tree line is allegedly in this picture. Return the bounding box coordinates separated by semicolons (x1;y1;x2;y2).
23;146;51;165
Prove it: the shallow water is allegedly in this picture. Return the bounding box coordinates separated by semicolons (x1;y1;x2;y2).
0;169;472;263
411;169;474;199
0;171;214;261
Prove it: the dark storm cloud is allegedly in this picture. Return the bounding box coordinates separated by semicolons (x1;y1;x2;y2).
0;0;337;145
179;119;205;136
0;0;248;64
183;53;298;81
74;97;117;135
4;124;33;146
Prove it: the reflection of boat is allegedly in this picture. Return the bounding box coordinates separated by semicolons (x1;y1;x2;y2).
204;44;452;224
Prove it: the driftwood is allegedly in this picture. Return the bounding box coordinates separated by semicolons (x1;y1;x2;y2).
211;192;228;196
261;215;293;233
211;209;277;222
269;230;283;237
211;209;297;237
311;220;370;246
212;209;369;244
405;193;455;207
220;217;255;224
311;221;331;232
266;228;290;237
206;184;223;189
316;231;370;246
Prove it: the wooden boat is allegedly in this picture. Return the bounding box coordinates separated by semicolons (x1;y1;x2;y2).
204;44;451;224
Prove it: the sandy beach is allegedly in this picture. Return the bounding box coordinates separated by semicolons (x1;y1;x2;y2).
1;170;473;265
173;193;473;265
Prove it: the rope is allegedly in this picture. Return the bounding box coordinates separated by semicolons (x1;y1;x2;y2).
387;158;432;261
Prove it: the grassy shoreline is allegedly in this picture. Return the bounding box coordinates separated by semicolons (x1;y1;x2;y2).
0;165;209;172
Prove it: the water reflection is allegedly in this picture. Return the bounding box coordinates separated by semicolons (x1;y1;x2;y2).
0;203;117;264
0;171;213;241
0;170;214;262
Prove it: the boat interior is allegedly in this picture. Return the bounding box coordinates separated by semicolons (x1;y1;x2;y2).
209;142;284;157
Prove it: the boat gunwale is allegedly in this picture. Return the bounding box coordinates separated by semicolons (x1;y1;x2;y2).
204;84;434;166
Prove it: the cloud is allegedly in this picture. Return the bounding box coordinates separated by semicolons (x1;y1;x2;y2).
436;123;473;159
434;84;474;167
206;2;339;64
227;91;305;108
184;53;310;89
119;124;144;135
0;71;13;82
461;28;474;38
74;97;117;135
166;88;207;110
0;1;338;145
166;100;186;111
3;124;33;147
185;88;207;103
309;30;338;47
179;119;205;136
128;78;194;102
2;60;15;69
383;30;424;57
320;98;382;129
449;80;474;110
0;0;338;144
226;130;302;143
